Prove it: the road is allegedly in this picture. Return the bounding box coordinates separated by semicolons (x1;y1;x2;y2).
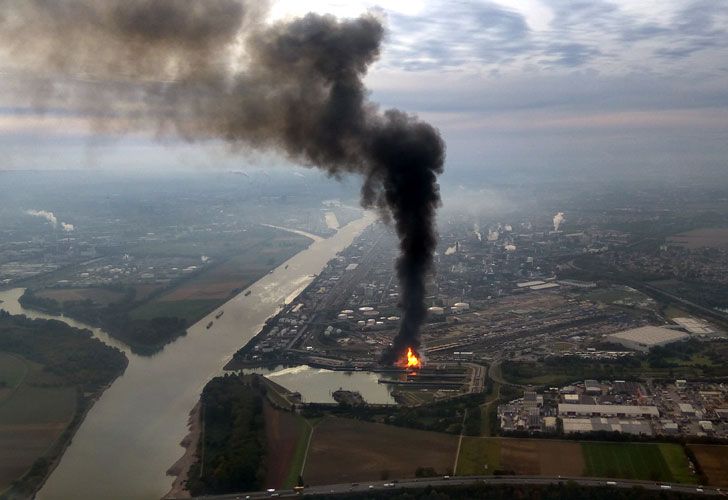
189;475;721;499
487;359;525;389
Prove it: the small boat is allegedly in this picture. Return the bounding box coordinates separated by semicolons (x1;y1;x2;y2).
245;290;252;296
206;321;213;329
215;310;224;319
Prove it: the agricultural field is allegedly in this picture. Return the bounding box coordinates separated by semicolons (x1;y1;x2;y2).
668;228;728;249
457;439;695;484
0;352;76;493
303;417;458;485
129;299;220;323
35;288;124;306
263;403;311;489
457;438;583;477
690;445;728;486
0;352;27;399
503;439;584;476
130;233;311;323
456;438;500;476
582;442;694;483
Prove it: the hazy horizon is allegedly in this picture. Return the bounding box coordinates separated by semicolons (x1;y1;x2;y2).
1;0;726;179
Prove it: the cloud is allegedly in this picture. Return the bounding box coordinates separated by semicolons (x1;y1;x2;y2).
383;2;532;70
542;42;601;67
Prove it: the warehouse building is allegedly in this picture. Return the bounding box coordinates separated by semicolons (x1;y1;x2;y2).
562;417;653;436
606;326;689;352
558;403;659;418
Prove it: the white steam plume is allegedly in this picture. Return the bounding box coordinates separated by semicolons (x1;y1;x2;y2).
26;209;58;227
553;212;565;232
61;222;75;232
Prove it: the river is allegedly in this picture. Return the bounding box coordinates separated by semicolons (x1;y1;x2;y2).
0;214;375;500
243;365;395;405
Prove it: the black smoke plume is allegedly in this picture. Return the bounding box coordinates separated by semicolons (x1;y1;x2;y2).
0;0;445;363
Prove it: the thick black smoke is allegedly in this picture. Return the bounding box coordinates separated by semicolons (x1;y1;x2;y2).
0;0;445;363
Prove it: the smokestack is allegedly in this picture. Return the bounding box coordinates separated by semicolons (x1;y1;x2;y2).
2;1;445;363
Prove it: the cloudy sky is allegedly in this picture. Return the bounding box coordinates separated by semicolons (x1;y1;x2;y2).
1;0;727;180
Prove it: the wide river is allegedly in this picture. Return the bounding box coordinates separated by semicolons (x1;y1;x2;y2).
0;214;377;500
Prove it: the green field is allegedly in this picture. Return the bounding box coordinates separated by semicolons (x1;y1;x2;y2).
0;352;28;390
582;442;692;482
283;417;313;488
454;439;697;484
0;352;77;493
129;299;219;322
0;352;76;424
0;385;76;424
456;438;501;476
660;444;698;484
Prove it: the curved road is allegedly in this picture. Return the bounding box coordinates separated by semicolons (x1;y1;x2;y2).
189;475;721;499
488;359;526;389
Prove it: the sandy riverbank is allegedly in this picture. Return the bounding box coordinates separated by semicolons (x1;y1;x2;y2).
164;403;201;499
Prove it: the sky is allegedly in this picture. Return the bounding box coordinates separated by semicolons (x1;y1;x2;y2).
1;0;727;181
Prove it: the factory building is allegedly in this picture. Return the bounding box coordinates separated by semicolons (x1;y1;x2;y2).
606;325;689;352
558;403;659;418
672;317;716;335
562;417;652;436
584;380;602;395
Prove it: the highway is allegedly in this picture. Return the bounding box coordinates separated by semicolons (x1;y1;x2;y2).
189;475;723;499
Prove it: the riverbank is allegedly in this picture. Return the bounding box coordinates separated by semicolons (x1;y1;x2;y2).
164;402;202;499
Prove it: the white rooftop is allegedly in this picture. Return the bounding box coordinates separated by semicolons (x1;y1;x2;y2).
672;317;715;335
607;326;689;346
517;280;545;288
531;282;560;290
559;403;659;417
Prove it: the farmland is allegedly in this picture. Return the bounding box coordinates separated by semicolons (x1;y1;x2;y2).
690;445;728;486
263;403;311;489
129;235;310;324
35;288;124;306
130;243;310;323
0;352;76;494
456;438;500;476
303;417;459;485
457;438;583;477
0;312;126;497
456;438;696;484
21;227;313;351
582;442;692;483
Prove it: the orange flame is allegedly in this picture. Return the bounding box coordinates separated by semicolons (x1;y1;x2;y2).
402;347;422;370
